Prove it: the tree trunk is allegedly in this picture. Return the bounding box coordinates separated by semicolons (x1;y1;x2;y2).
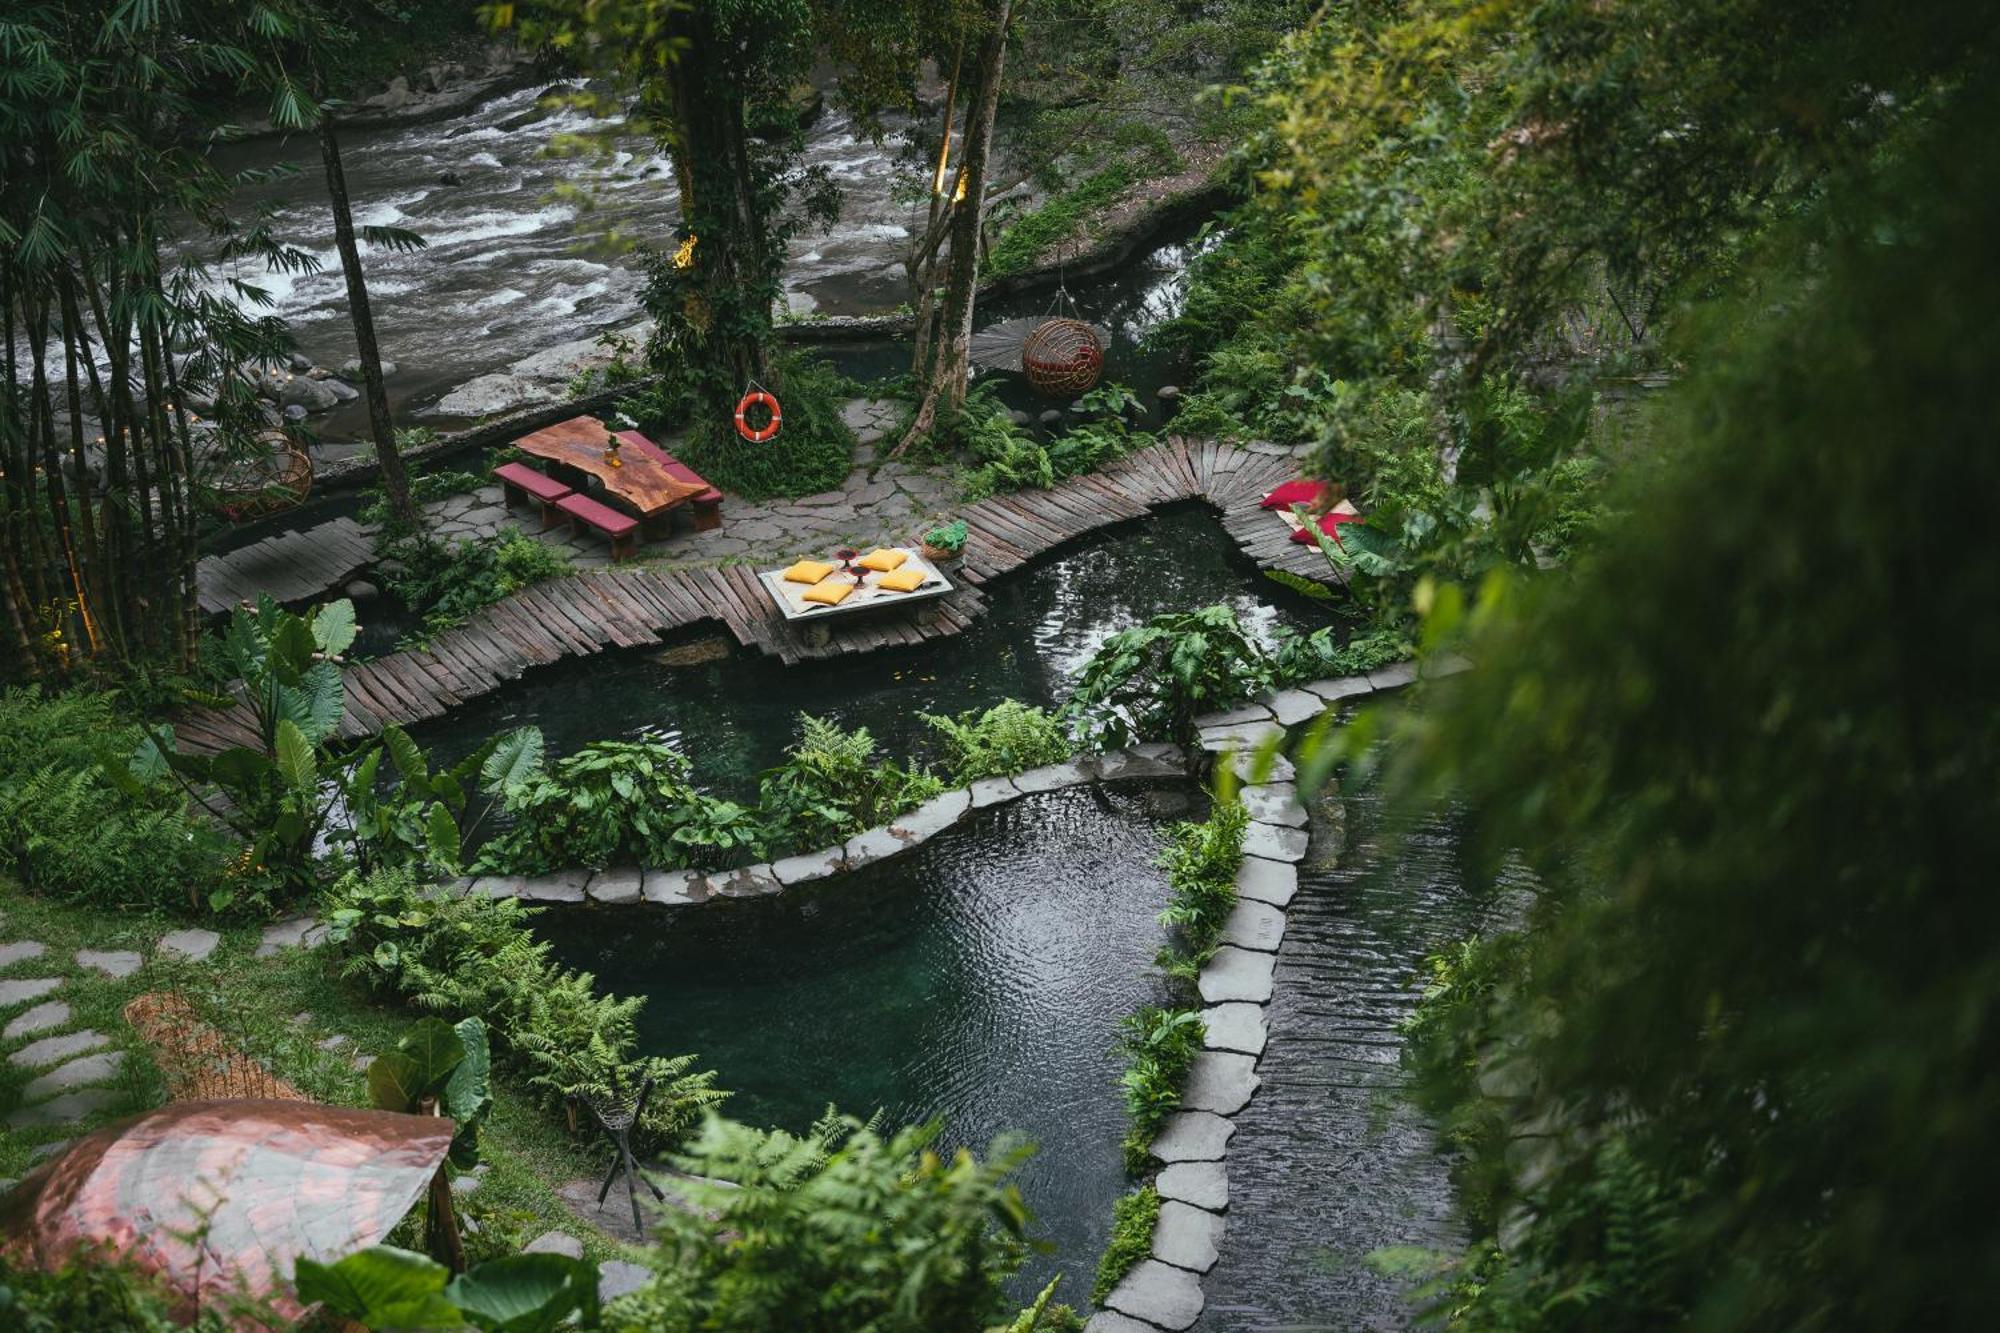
320;117;419;535
895;0;1014;456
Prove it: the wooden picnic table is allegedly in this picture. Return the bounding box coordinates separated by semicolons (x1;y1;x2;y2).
513;414;705;519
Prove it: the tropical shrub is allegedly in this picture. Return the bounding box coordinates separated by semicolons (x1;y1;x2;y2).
921;700;1071;783
357;468;481;532
632;351;853;501
1092;1185;1161;1303
476;740;760;873
1271;625;1411;687
297;1244;598;1333
0;1254;249;1331
609;1115;1033;1331
1064;605;1274;750
1115;1007;1206;1174
338;724;542;879
383;530;573;643
1155;797;1249;971
323;867;726;1147
757;715;944;852
0;688;226;913
130;598;362;903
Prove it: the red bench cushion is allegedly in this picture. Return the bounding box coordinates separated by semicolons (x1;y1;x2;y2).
615;430;724;505
555;492;638;536
1289;511;1362;546
494;461;572;502
1260;478;1331;510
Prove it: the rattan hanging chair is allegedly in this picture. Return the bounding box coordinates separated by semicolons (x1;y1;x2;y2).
202;428;314;521
1021;316;1105;398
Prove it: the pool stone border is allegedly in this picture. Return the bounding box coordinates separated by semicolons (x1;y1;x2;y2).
1089;654;1468;1333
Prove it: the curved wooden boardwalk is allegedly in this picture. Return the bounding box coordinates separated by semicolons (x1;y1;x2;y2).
174;438;1334;755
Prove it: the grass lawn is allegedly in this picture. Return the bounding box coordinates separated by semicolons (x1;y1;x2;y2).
0;877;634;1265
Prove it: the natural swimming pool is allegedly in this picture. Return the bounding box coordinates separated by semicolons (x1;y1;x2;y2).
535;781;1202;1304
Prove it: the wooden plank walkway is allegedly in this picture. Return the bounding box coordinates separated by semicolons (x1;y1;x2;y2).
177;439;1338;753
195;517;375;616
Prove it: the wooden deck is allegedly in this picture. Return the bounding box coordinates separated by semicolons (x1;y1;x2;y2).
195;517;375;616
174;439;1335;755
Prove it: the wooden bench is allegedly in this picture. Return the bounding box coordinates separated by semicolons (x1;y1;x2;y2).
493;461;573;530
614;431;724;531
555;491;641;562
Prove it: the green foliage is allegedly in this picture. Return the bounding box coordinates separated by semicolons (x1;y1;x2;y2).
1063;604;1274;750
1338;67;2000;1330
922;517;969;554
476;740;750;874
0;688;226;914
1114;1007;1206;1174
985;165;1135;280
357;469;481;531
383;531;573;644
338;724;538;879
921;700;1071;784
609;1115;1033;1332
1154;797;1248;970
757;714;945;852
1271;626;1411;687
366;1016;494;1171
130;598;360;903
296;1244;599;1333
323;866;726;1149
1091;1185;1160;1303
955;384;1147;501
0;1254;245;1330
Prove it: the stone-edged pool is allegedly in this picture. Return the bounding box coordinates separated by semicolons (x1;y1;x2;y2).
535;781;1204;1303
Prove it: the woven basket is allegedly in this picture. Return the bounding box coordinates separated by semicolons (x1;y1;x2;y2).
1021;317;1105;398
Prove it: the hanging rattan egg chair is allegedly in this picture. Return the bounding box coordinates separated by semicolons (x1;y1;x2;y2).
201;428;314;521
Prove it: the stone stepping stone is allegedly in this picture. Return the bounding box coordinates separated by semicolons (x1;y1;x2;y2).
1084;1314;1158;1333
75;949;143;978
24;1051;123;1103
1011;762;1090;795
0;978;62;1010
585;868;643;905
9;1029;109;1070
523;1231;584;1259
156;928;220;962
597;1259;651;1301
1239;783;1307;828
1104;1258;1205;1331
1201;1002;1267;1057
0;941;48;969
1153;1200;1225;1273
6;1087;115;1129
254;917;326;958
1264;688;1326;727
1242;821;1308;863
1156;1160;1228;1213
1367;661;1419;690
1192;703;1273;729
1149;1111;1234;1164
29;1139;72;1161
316;1034;351;1052
641;870;706;907
768;846;846;887
1197;720;1283;753
1234;856;1297;909
3;1000;69;1041
1179;1052;1260;1117
1227;749;1294;785
520;870;588;904
1198;947;1274;1004
968;775;1021;808
1303;674;1374;703
1218;900;1286;954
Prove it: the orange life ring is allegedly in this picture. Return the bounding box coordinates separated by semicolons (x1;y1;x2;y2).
734;390;782;443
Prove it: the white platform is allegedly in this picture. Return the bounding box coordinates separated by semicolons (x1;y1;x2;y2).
756;548;956;622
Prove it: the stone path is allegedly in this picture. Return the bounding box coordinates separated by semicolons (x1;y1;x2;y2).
1087;657;1467;1333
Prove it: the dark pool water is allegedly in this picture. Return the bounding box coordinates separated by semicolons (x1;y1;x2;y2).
1196;780;1529;1332
415;504;1329;796
535;782;1203;1304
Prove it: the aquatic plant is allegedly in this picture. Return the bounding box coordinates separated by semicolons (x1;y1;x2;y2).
921;700;1068;783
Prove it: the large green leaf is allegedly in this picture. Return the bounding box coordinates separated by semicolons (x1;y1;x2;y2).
366;1048;425;1114
295;1245;462;1328
383;724;431;797
480;726;545;795
445;1254;601;1333
311;597;358;658
396;1017;467;1097
275;718;316;793
425;803;462;873
293;659;347;744
443;1018;491;1124
268;612;319;683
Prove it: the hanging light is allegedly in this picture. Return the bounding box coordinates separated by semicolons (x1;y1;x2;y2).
672;234;697;269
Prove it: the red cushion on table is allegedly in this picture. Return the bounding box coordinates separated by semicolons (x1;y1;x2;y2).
1289;511;1362;546
1260;479;1331;510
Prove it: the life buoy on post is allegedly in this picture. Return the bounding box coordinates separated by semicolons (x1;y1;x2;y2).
734;389;782;443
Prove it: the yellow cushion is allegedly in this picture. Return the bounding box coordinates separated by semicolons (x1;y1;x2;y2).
857;548;908;572
800;580;855;606
876;566;928;593
783;559;835;585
